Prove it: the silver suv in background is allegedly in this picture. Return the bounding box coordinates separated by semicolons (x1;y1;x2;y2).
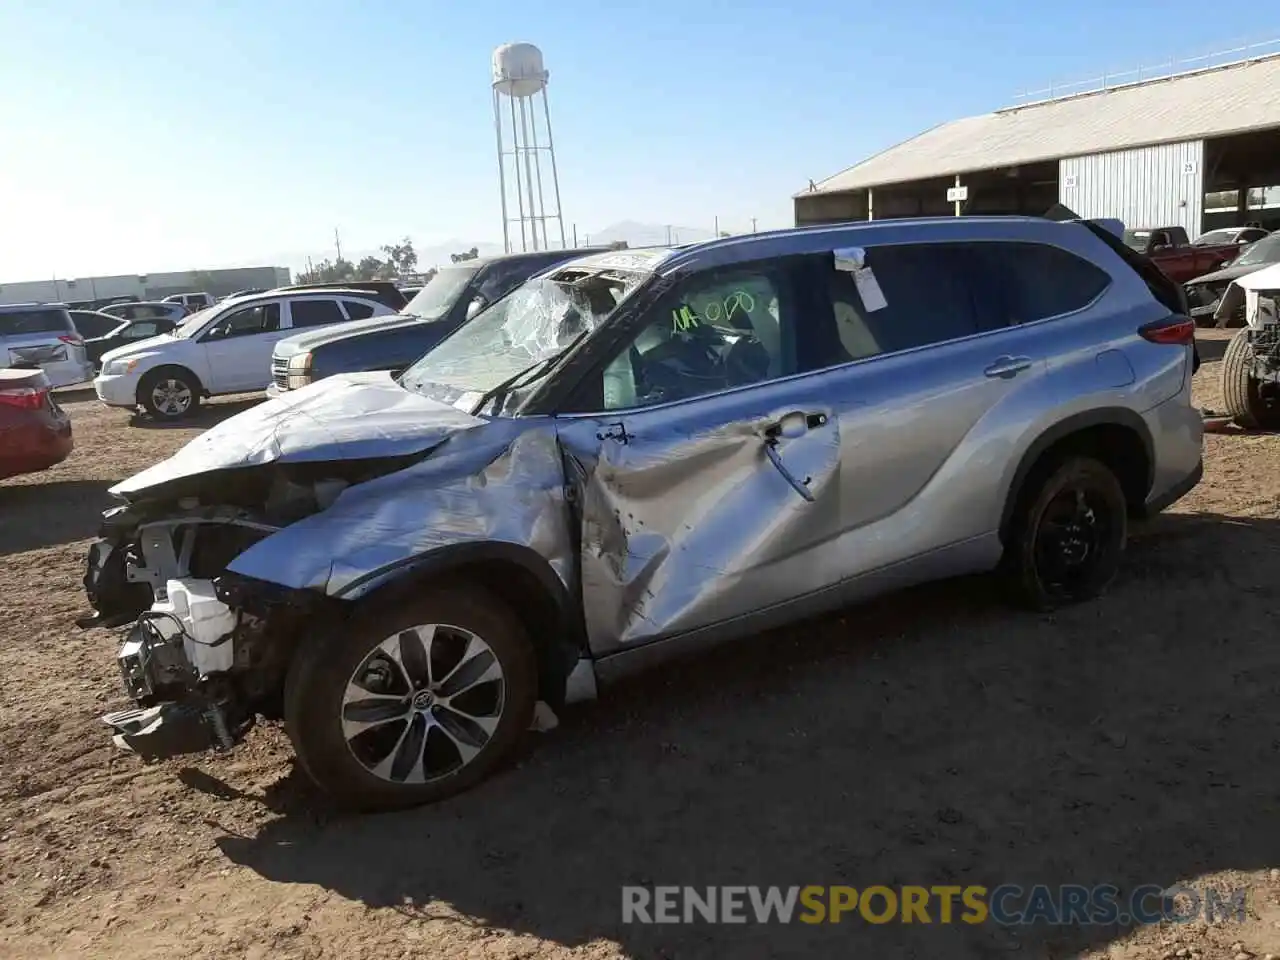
81;217;1203;811
0;303;93;388
162;292;214;312
99;301;189;324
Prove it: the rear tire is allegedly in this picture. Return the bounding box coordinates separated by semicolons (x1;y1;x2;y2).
1221;328;1280;429
138;367;201;420
1001;456;1128;611
284;581;537;812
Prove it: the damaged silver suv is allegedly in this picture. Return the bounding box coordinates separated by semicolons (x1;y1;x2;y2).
80;219;1204;811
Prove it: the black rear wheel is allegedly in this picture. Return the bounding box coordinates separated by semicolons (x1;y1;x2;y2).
1221;328;1280;429
1002;456;1128;611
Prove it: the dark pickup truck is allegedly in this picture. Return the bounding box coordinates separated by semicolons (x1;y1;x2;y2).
1121;226;1241;283
267;247;609;397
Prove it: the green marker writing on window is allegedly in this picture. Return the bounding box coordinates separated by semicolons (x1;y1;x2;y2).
671;304;700;332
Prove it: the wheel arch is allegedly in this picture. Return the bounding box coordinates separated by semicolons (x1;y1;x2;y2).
998;408;1154;544
334;541;585;711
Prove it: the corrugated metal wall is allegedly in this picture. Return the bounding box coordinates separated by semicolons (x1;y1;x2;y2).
1059;140;1204;236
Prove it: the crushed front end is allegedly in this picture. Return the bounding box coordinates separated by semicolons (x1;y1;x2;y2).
80;460;400;761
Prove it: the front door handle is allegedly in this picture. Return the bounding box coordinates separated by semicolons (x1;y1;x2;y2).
984;355;1033;379
762;410;826;503
764;442;815;502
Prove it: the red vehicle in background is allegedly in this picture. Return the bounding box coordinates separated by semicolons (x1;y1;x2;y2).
0;368;73;481
1122;225;1247;283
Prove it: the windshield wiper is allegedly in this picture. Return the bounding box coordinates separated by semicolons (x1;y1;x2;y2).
469;332;587;417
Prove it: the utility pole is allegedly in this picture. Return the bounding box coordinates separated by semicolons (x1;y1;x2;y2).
334;228;343;262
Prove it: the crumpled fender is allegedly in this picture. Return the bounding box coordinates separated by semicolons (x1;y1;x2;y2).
225;417;575;601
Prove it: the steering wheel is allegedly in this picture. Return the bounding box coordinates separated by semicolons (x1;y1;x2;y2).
633;324;729;404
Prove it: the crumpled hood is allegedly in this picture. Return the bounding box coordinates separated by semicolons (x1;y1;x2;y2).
112;371;485;496
272;311;443;359
1185;261;1270;288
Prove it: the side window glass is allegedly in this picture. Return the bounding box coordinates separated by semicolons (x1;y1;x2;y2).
968;242;1111;325
124;321;159;339
342;299;376;321
600;267;788;411
477;265;520;301
205;303;280;340
289;299;345;328
824;244;984;366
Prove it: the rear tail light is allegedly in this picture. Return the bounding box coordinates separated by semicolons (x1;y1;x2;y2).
0;385;50;410
1139;316;1197;345
58;334;84;345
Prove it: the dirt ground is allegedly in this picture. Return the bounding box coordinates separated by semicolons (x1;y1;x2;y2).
2;332;1280;960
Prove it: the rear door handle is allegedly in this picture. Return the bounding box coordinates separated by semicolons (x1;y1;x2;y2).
983;355;1033;379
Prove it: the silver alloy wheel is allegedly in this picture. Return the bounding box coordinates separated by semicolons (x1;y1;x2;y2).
151;378;193;416
340;624;506;784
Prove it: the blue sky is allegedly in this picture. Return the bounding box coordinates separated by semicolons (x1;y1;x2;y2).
1;1;1277;279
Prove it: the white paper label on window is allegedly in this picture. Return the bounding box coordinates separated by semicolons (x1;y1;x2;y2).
854;266;887;312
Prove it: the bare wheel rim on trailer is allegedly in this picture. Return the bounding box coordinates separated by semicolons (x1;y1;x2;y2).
340;624;506;784
151;379;192;415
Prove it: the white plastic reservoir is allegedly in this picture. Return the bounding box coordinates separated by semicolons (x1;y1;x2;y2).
492;42;548;98
152;578;237;677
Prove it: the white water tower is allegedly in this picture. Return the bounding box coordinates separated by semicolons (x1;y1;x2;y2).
491;42;566;253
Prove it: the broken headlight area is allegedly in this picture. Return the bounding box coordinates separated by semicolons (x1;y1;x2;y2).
101;572;327;761
1250;324;1280;382
80;458;403;761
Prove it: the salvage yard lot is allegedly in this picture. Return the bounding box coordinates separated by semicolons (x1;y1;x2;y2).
3;330;1280;960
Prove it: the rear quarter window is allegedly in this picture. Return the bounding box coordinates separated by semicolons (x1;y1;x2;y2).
0;309;73;336
967;242;1112;325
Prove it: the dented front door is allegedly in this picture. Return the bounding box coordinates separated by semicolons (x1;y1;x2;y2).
556;376;844;657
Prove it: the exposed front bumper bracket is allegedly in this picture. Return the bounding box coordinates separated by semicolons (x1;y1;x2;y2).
102;701;247;761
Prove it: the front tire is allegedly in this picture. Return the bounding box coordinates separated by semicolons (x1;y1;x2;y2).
1221;328;1280;429
284;582;537;812
139;367;201;420
1001;456;1128;611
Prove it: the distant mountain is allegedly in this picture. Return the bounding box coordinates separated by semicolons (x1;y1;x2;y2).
582;220;717;248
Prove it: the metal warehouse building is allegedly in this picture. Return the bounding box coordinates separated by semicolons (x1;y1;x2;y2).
795;51;1280;237
0;265;291;307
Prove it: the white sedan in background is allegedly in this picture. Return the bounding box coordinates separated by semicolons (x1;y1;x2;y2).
94;289;395;420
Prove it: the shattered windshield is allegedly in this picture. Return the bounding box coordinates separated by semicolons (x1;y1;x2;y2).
399;268;647;407
401;265;480;320
1233;233;1280;267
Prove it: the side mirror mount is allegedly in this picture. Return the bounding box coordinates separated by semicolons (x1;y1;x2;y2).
465;295;487;321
